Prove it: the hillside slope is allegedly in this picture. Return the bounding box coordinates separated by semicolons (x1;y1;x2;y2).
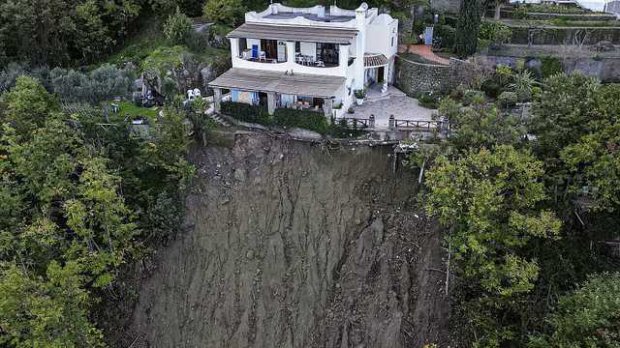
129;133;449;347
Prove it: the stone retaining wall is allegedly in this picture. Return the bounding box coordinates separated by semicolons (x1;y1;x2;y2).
499;9;616;21
477;55;620;82
510;26;620;45
394;55;473;95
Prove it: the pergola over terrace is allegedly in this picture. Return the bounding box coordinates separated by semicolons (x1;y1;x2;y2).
208;68;346;116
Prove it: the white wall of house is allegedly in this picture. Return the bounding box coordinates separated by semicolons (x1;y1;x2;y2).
223;2;399;117
352;5;367;90
277;41;287;61
366;15;398;59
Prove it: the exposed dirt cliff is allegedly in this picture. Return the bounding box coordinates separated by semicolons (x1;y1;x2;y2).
129;133;449;347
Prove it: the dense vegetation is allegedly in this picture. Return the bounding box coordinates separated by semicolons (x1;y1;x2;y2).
1;0;618;345
0;76;196;346
419;72;620;347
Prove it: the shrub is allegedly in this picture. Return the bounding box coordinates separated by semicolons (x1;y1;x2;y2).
163;8;193;44
450;84;467;101
203;0;245;27
513;6;529;19
438;97;461;121
418;92;441;109
220;101;271;125
462;89;485;106
481;79;502;98
435;25;456;50
540;56;563;78
498;91;518;107
273;108;329;134
495;64;514;86
529;273;620;347
510;70;536;102
479;21;512;49
354;89;366;99
531;86;542;100
184;31;211;52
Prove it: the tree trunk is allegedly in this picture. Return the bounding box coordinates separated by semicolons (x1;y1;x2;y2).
494;3;502;20
411;5;416;36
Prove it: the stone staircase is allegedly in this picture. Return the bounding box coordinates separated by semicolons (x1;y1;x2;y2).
191;20;213;33
365;85;407;103
208;113;232;127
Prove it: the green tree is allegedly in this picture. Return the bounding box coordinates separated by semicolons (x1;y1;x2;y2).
529;272;620;347
439;97;524;150
0;0;141;65
203;0;246;27
0;76;59;139
529;73;601;164
528;74;619;211
560;121;620;213
425;145;561;346
0;262;105;348
74;0;112;63
0;77;196;346
163;7;193;44
454;0;482;57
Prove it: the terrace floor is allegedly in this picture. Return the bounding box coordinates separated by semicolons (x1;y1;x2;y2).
264;12;354;22
347;86;436;130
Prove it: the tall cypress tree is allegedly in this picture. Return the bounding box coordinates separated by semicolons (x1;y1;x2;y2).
454;0;482;57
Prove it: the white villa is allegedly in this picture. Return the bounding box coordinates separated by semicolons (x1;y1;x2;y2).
209;2;399;117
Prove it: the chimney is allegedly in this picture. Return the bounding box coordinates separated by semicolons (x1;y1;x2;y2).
355;3;368;27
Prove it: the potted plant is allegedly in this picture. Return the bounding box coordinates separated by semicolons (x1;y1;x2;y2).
354;89;366;105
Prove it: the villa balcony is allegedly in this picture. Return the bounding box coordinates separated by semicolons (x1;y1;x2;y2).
230;36;352;76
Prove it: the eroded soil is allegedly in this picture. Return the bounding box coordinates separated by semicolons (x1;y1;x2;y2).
129;133;449;347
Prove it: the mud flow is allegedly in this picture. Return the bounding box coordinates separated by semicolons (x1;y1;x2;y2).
130;133;449;347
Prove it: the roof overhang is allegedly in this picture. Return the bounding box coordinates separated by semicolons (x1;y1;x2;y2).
227;23;357;45
364;53;389;68
208;68;346;98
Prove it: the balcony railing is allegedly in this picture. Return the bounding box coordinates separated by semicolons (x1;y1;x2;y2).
239;49;285;64
294;54;338;68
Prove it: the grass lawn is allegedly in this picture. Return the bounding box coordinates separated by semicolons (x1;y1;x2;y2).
110;101;160;120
